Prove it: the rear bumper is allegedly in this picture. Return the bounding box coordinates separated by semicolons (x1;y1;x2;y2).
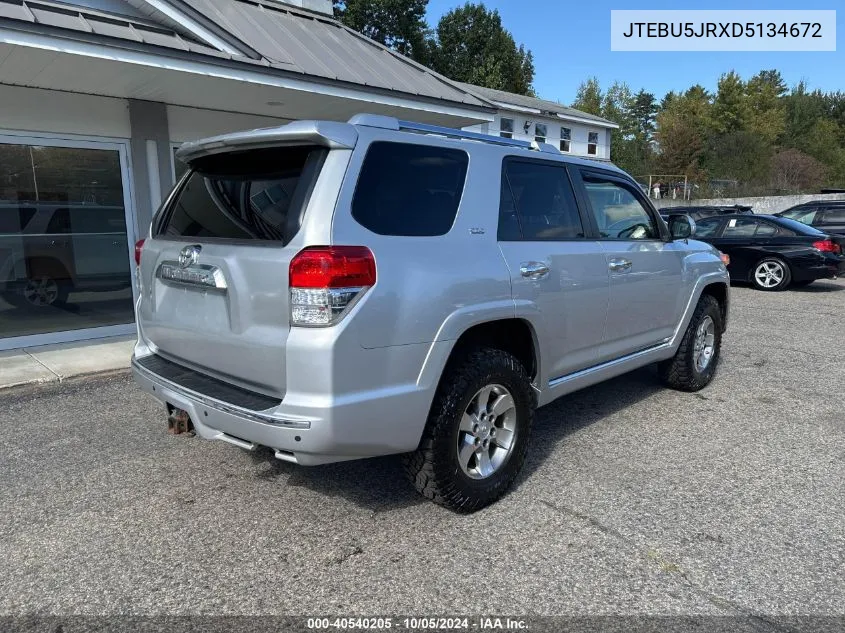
132;349;439;466
791;255;845;282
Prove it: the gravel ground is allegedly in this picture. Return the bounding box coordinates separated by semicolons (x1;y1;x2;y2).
1;279;843;619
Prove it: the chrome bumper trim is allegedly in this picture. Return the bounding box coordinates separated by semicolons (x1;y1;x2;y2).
131;356;311;430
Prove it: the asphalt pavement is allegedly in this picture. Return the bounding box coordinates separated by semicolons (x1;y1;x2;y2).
1;279;843;618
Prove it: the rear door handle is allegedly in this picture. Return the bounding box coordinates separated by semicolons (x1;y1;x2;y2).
609;258;633;272
520;262;550;280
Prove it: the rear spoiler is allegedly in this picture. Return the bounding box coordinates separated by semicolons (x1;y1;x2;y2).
176;120;358;163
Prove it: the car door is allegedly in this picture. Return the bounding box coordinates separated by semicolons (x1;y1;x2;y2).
571;168;685;357
708;216;773;281
496;157;609;381
816;207;845;236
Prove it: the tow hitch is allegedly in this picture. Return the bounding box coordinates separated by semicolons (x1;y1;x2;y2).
167;407;195;436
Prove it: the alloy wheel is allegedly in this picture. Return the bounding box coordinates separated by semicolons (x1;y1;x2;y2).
457;384;518;480
22;277;60;307
754;261;784;289
693;315;716;372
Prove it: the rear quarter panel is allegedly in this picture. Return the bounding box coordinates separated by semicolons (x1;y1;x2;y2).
330;129;515;350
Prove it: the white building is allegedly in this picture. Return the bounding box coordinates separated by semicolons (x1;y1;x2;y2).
457;83;618;160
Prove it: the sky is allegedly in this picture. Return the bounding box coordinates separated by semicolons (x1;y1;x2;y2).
425;0;844;105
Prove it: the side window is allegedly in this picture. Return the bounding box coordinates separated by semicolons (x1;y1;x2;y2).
820;208;845;224
499;159;584;241
722;217;758;237
693;217;722;237
755;221;777;237
351;142;468;237
581;175;659;240
46;208;71;234
499;118;514;139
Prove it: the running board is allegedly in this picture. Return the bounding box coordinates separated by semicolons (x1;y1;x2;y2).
548;342;672;389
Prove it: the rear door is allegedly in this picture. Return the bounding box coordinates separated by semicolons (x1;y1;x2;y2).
572;168;685;356
817;207;845;236
496;157;609;380
136;145;331;397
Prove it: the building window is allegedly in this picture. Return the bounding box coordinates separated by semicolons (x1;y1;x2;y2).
499;118;514;139
560;127;571;152
534;123;547;144
0;142;134;340
588;132;599;156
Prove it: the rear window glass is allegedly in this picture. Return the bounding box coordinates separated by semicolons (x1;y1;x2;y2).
776;216;826;236
158;146;326;243
351;142;468;236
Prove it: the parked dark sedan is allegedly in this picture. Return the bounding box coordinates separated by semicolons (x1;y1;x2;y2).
775;200;845;236
691;214;845;290
660;204;753;222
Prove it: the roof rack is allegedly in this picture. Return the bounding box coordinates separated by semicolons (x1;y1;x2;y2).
348;114;560;154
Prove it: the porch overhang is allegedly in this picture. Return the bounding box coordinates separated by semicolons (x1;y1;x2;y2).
0;27;494;128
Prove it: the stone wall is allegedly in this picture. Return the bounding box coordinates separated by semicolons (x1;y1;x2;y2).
654;193;845;215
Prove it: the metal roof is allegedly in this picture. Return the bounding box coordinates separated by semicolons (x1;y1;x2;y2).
0;0;492;109
455;82;618;128
175;0;489;107
0;0;226;56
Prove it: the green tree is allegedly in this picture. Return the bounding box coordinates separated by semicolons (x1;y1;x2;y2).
333;0;431;63
631;90;657;142
431;3;534;95
571;77;602;116
654;88;713;177
745;69;787;144
712;71;748;134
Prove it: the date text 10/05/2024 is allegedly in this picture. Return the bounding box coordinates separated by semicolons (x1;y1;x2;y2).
305;617;529;630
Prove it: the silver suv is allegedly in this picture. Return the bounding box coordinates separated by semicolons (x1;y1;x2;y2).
132;115;729;512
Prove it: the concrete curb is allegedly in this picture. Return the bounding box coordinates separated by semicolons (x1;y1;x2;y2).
0;336;135;393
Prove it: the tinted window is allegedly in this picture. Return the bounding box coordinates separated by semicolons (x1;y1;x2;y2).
775;217;827;236
500;159;584;240
820;208;845;224
781;207;818;224
722;217;757;237
159;146;326;243
352;142;468;237
755;222;777;236
0;206;36;233
694;217;722;237
46;208;71;234
582;176;658;240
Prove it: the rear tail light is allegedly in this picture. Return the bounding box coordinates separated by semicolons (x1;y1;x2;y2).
812;239;841;254
289;246;376;326
134;239;145;266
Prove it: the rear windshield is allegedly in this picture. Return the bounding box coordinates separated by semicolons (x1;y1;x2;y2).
157;146;326;244
775;216;826;236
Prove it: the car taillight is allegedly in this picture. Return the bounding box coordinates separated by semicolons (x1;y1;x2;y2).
289;246;376;326
134;239;145;266
812;239;841;253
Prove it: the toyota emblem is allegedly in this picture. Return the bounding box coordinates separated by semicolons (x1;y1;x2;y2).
178;245;201;268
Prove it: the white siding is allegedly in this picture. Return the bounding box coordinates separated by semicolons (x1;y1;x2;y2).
167;105;290;143
465;112;611;160
0;85;130;139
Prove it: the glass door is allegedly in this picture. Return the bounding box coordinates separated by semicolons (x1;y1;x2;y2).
0;136;136;348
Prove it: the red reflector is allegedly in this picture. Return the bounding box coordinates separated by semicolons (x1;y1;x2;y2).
134;239;145;266
813;239;840;253
289;246;376;288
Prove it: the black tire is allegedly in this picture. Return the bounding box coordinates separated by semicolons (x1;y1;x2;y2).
751;257;791;291
0;276;70;309
658;295;723;392
403;347;535;513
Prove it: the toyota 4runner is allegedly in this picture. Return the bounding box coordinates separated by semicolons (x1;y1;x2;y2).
132;115;729;512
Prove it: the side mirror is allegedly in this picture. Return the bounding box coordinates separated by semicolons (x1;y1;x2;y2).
668;213;696;240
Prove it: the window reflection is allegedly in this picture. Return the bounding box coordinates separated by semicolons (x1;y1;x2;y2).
0;143;134;339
